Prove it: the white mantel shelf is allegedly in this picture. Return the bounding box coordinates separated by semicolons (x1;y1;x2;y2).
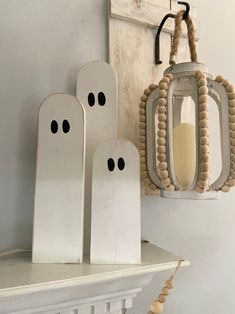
0;242;189;314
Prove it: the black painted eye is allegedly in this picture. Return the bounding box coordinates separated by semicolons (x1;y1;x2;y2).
98;92;106;106
51;120;58;134
62;120;70;133
88;92;95;107
107;158;115;172
118;157;125;171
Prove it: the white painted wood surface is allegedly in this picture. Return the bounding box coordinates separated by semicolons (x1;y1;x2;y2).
33;94;85;264
0;242;189;313
109;0;198;195
76;61;118;253
90;139;141;264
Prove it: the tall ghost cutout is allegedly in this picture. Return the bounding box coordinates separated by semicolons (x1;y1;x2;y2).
90;139;141;264
77;61;117;253
32;94;85;263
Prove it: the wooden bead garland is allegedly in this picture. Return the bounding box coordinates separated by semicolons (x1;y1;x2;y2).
148;261;181;314
156;75;175;191
195;70;210;192
139;83;159;192
214;75;235;191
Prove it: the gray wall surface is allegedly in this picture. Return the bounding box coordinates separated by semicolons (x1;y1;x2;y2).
0;1;235;313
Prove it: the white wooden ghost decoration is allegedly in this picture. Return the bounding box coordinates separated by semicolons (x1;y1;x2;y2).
32;94;85;264
76;61;118;253
90;139;141;264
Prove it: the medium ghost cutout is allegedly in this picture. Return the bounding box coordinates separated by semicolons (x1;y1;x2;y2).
90;139;141;264
33;94;85;264
77;61;118;253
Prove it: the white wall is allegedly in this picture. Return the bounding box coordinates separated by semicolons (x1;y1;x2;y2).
0;1;235;314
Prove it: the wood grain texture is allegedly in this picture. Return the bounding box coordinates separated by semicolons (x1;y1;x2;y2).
33;94;85;263
76;61;118;253
109;0;196;195
90;139;141;264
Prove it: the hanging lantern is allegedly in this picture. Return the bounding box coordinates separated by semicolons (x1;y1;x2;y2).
139;10;235;199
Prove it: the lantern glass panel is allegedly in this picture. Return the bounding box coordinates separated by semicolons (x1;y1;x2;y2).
171;77;197;190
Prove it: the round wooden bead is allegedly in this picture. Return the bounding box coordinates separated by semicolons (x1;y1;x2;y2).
161;77;170;84
201;154;209;162
199;119;208;128
141;95;148;101
140;164;147;171
229;99;235;107
221;79;230;87
199;103;208;111
140;150;146;157
150;301;163;314
166;184;175;191
199;86;208;95
139;115;146;122
158;114;167;122
158;294;167;303
199;128;208;137
230;108;235;115
196;186;206;193
160;169;168;178
158;122;166;130
200;136;209;145
157;137;166;145
159;82;168;90
139;130;146;137
149;184;157;191
159;90;167;98
221;185;230;192
162;177;171;187
198;78;207;87
149;83;157;90
231;131;235;138
228;178;235;186
144;88;151;96
139;122;146;129
166;279;174;289
139;142;146;149
201;145;209;154
195;70;204;79
229;92;235;99
139;108;145;115
231;139;235;146
166;74;173;80
230;115;235;123
139;136;145;143
201;162;209;171
158;106;166;114
158;130;166;137
162;287;170;296
230;123;235;131
198;179;208;188
199;111;208;120
158;154;166;162
215;75;223;83
200;171;209;180
199;95;207;103
157;146;166;154
227;84;234;93
231;154;235;162
157;98;167;106
159;162;167;170
139;101;146;108
140;157;146;163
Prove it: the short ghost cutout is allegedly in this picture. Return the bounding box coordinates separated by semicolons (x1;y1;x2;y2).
33;94;85;263
77;61;118;253
90;139;141;264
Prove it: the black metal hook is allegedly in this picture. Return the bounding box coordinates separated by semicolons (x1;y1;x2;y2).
155;1;190;65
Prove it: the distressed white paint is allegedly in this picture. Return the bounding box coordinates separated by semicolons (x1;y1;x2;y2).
32;94;85;264
90;139;141;264
76;61;118;253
